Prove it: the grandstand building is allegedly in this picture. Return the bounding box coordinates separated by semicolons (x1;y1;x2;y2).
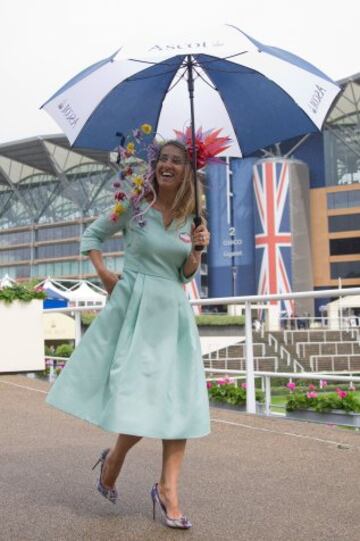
0;74;359;304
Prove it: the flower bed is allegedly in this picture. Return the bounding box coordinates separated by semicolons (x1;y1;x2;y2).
207;378;264;412
285;380;360;427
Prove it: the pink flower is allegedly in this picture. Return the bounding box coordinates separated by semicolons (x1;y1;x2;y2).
349;383;356;391
206;382;212;389
308;384;316;391
241;382;247;389
320;379;328;388
287;382;296;391
336;389;348;399
217;378;226;386
307;391;318;399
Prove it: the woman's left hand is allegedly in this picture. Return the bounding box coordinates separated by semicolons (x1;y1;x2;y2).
191;223;211;249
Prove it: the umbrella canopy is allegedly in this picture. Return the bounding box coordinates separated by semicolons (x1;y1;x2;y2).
42;24;341;158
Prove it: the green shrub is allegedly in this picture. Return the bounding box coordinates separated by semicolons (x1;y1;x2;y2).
0;285;46;304
55;344;74;358
286;390;360;413
208;379;264;406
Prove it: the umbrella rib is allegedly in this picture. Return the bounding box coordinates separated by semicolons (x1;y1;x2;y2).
167;68;188;93
126;67;183;82
129;58;188;69
192;66;218;91
198;51;250;65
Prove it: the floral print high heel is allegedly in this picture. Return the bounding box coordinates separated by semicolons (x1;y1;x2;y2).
150;482;192;529
92;448;118;504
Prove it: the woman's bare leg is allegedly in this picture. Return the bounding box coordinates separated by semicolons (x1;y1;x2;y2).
101;434;142;488
158;439;187;519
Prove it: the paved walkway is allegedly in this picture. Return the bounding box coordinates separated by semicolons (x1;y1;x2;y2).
1;374;360;541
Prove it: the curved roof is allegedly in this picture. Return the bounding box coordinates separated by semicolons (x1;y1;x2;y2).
0;134;114;185
327;72;360;125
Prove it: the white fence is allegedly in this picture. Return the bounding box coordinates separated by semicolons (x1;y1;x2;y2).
44;286;360;414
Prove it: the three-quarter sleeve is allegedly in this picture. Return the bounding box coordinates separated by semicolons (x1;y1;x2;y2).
80;208;131;255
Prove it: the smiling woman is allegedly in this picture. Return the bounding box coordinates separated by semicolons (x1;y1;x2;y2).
45;128;212;530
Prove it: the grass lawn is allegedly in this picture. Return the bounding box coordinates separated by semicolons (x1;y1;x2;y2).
270;394;287;414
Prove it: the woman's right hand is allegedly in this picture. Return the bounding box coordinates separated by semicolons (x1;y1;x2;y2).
98;268;119;295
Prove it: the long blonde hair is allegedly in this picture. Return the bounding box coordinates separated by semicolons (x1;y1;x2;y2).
150;140;205;227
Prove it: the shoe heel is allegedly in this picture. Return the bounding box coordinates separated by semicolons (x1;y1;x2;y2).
91;458;101;471
152;498;156;520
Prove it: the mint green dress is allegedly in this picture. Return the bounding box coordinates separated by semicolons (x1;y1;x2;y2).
46;206;210;439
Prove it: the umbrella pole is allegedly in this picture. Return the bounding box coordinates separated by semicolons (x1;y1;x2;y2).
186;55;203;250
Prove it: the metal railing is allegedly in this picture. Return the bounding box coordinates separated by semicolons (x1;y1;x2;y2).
44;286;360;414
190;287;360;413
309;354;360;373
297;340;360;357
283;328;360;345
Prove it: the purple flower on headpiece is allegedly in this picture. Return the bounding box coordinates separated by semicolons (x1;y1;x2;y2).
147;141;160;164
132;128;142;143
113;181;121;188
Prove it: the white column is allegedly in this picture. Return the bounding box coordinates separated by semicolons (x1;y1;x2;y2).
245;301;256;414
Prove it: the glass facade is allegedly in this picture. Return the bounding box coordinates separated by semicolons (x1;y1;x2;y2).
0;230;31;247
37;224;80;241
0;247;31;264
331;261;360;279
37;242;79;259
0;140;124;281
330;237;360;256
328;214;360;233
327;190;360;209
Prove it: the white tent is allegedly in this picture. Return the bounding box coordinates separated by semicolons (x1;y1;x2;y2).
40;278;71;301
326;295;360;329
66;282;107;307
0;274;16;288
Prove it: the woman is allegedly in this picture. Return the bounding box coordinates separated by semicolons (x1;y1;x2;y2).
46;138;211;530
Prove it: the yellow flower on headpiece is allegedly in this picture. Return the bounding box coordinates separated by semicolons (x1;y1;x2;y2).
114;202;125;215
141;124;152;135
133;176;144;187
126;142;135;154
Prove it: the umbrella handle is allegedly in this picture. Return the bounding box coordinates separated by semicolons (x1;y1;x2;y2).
193;215;203;252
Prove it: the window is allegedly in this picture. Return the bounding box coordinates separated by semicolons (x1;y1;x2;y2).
37;224;80;241
331;261;360;279
330;237;360;256
0;230;31;247
37;242;79;259
327;191;360;210
0;247;31;264
328;214;360;233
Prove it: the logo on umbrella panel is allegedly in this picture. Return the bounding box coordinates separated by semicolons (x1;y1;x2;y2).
308;84;326;114
148;41;224;53
58;100;79;127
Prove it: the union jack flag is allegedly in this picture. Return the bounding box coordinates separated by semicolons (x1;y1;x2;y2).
253;161;294;316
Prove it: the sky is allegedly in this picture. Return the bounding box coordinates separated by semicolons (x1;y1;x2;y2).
0;0;359;145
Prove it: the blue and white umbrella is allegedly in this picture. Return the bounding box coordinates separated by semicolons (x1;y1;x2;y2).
42;25;341;216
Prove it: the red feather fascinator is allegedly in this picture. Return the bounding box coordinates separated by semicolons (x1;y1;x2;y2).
174;127;232;170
